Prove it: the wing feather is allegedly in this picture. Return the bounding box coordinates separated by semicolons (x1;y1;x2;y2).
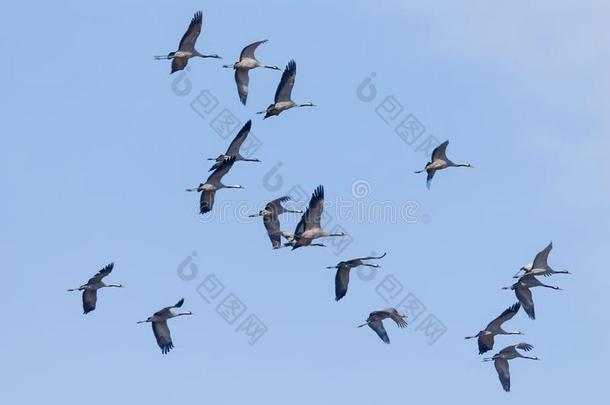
274;60;296;103
152;321;174;354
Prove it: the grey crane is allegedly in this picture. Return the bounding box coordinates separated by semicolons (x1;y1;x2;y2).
186;156;243;214
207;120;260;171
67;263;123;314
256;60;315;119
248;196;303;249
414;140;472;189
137;298;192;354
513;242;571;278
285;185;347;250
223;40;280;105
502;274;562;320
357;307;407;344
326;253;387;301
483;343;540;392
154;11;221;74
465;303;522;354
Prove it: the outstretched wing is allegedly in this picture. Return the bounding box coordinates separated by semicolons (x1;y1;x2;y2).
235;69;250;105
87;262;114;285
171;57;189;74
426;168;436;190
390;311;408;328
478;334;495;355
206;156;236;185
82;289;97;314
368;320;390;344
334;266;350;301
225;120;252;155
431;140;449;161
274;60;296;103
266;196;291;212
239;39;268;60
486;302;521;330
200;189;215;214
263;213;282;249
494;358;511;392
152;321;174;354
294;185;324;236
178;11;203;52
515;284;535;320
515;342;534;352
532;242;553;272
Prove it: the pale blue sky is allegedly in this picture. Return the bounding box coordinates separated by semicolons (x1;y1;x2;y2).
1;1;609;403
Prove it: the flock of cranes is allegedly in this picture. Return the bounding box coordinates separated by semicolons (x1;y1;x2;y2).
66;10;572;393
465;242;570;391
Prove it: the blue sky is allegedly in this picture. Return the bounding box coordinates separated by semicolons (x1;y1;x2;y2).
1;1;609;403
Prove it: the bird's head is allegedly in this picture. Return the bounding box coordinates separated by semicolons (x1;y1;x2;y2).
209;54;222;59
465;162;473;168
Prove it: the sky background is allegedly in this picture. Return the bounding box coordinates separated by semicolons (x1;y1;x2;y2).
1;0;609;403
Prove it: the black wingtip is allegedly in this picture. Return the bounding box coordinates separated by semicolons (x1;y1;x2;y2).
175;298;185;308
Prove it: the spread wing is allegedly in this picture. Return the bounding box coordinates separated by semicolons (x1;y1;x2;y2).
82;289;97;314
171;57;189;74
225;120;252;155
368;320;390;344
266;196;291;212
390;312;408;328
239;39;267;60
431;140;449;161
426;168;436;189
486;302;521;330
494;358;511;392
532;242;553;272
87;262;114;284
263;213;282;249
152;321;174;354
274;60;296;103
200;190;215;214
478;334;495;355
178;11;202;52
334;266;350;301
294;185;324;236
515;284;535;319
515;342;534;352
206;156;236;185
235;69;250;105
